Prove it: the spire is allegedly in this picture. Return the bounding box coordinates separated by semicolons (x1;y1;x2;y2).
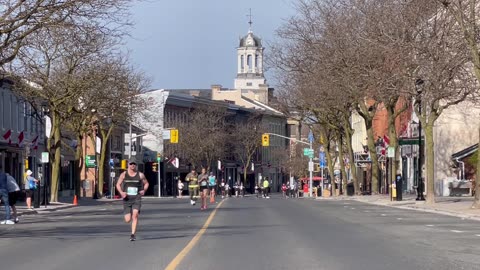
247;8;253;33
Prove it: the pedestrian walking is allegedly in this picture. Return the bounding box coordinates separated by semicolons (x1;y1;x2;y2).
198;168;209;210
24;170;39;210
177;179;184;198
185;168;198;205
0;172;13;224
239;182;245;197
116;161;150;241
255;183;260;198
6;173;20;223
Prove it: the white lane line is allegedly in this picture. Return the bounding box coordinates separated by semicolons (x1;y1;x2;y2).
426;225;435;227
475;234;480;237
450;230;464;233
351;208;356;210
364;210;370;213
396;218;403;220
381;214;387;216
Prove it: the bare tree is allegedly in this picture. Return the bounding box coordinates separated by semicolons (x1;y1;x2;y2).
0;0;132;67
174;104;229;171
437;0;480;207
232;113;264;184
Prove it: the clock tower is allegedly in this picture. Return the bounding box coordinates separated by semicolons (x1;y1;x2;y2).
234;29;267;91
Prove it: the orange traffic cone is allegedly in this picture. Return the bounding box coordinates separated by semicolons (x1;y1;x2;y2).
73;195;78;206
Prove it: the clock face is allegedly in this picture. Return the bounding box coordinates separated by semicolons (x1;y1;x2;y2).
246;39;253;46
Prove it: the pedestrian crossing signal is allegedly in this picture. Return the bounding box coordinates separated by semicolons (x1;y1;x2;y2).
152;163;158;172
262;134;269;147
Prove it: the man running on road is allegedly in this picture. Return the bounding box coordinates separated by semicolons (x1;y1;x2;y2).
185;168;198;205
116;161;149;241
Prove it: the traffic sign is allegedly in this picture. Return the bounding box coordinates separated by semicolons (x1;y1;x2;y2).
319;152;326;168
308;161;314;172
41;152;49;163
308;131;314;143
387;147;395;158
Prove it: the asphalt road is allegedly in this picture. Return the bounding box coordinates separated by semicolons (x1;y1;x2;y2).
1;195;480;270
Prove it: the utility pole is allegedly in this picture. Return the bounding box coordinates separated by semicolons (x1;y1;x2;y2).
264;132;314;198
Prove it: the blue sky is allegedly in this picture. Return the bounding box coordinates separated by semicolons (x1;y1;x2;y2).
126;0;295;90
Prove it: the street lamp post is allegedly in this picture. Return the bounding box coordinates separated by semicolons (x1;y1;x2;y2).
415;79;425;201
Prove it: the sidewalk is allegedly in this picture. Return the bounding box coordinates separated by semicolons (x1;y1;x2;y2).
317;194;480;221
0;196;119;218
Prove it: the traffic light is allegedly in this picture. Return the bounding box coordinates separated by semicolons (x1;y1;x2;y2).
170;129;179;144
121;159;127;170
314;163;320;172
157;153;162;162
25;159;29;169
262;133;269;147
152;162;158;172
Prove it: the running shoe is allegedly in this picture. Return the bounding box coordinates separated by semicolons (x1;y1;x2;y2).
130;234;136;241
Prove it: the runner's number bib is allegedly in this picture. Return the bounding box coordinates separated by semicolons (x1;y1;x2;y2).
127;187;138;196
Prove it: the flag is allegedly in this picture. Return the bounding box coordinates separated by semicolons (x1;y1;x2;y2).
383;134;390;147
31;135;39;150
17;131;24;146
2;129;11;140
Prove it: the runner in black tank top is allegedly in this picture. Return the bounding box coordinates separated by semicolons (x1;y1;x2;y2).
116;161;149;241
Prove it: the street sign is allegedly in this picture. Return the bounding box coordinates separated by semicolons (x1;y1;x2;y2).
319;152;326;168
217;160;222;170
387;147;395;158
308;131;314;143
85;155;96;168
308;161;314;172
41;152;49;163
162;130;171;140
303;148;314;158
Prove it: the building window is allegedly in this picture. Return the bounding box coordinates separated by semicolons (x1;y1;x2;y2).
247;55;252;71
246;82;252;86
240;55;244;71
255;53;259;68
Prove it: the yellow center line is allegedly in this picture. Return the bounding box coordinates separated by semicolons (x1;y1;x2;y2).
164;199;225;270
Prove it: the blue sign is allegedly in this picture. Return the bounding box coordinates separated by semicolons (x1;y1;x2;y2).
109;158;114;168
319;152;326;168
308;131;314;143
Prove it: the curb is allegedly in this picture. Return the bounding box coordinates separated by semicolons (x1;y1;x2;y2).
17;204;76;216
352;199;480;222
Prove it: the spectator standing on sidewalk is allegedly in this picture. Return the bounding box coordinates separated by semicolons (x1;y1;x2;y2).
177;179;184;198
24;170;39;210
0;171;13;224
6;173;20;223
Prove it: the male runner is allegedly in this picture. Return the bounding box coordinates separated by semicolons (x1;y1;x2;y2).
116;161;149;241
185;168;198;205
